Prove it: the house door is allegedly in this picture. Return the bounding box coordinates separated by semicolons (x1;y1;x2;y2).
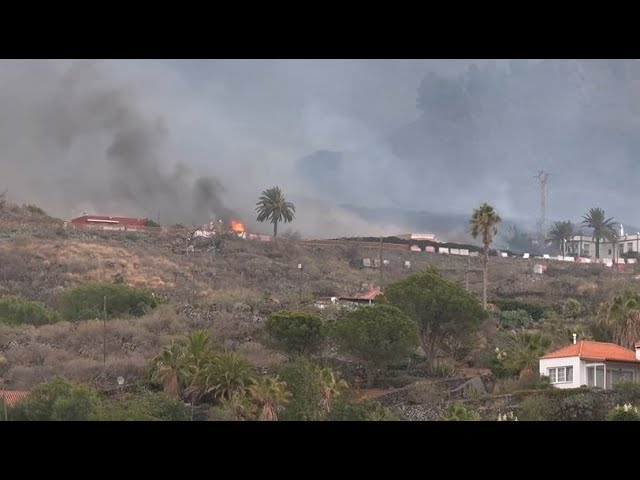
586;365;605;388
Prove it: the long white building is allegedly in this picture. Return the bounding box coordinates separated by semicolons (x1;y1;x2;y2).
565;224;640;260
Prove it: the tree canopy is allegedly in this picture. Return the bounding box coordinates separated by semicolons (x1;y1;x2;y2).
384;267;487;363
333;304;418;387
255;186;295;237
263;311;325;359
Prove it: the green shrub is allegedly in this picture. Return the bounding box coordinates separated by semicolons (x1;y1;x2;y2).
95;392;190;421
9;377;101;421
56;282;157;321
327;396;395;421
498;309;534;329
518;394;549;421
277;359;327;421
429;358;456;378
613;382;640;405
562;299;582;319
492;299;548;320
0;295;59;326
263;311;325;358
440;402;479;421
607;404;640;421
515;389;605;421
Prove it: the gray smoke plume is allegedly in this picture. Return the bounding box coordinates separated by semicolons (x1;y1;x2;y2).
0;60;236;226
5;60;640;241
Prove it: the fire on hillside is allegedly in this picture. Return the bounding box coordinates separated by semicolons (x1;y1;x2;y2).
191;219;269;241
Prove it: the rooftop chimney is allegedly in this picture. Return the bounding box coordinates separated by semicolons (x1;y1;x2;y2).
636;342;640;361
572;333;577;345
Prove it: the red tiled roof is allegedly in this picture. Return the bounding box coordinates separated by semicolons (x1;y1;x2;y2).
541;341;640;363
0;390;29;407
339;287;382;301
636;342;640;348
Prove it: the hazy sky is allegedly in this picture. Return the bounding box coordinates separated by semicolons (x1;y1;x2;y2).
1;59;638;238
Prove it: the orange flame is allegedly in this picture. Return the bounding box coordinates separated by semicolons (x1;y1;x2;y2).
230;220;245;233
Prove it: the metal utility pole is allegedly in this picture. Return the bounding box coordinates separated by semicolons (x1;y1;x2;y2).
466;255;471;291
102;296;107;367
534;170;551;239
379;236;383;290
298;263;303;303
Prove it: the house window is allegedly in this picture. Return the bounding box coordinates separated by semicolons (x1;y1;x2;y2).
608;249;612;255
548;366;573;384
586;365;605;388
628;243;633;252
619;245;624;257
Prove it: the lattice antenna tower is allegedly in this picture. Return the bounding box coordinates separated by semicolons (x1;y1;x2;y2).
534;170;551;237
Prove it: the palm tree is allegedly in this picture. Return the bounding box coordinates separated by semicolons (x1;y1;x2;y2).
318;367;348;414
548;220;575;256
255;186;295;238
248;375;291;421
599;289;640;349
182;330;215;404
506;331;552;377
219;391;257;421
470;202;502;308
151;342;184;397
203;351;255;401
581;207;616;259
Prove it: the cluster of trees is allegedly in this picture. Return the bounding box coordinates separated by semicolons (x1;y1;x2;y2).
149;329;387;421
4;377;189;421
548;207;618;258
0;282;158;326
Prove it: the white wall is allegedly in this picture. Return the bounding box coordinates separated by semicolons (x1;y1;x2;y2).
541;358;640;389
567;234;640;261
539;356;581;389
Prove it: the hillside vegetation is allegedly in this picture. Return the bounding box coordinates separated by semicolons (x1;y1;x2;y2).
1;202;640;421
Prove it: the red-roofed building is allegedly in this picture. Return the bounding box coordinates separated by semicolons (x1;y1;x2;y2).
70;215;147;231
0;390;29;408
539;339;640;389
338;286;382;305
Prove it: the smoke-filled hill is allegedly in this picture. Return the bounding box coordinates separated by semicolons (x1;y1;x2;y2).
296;60;640;229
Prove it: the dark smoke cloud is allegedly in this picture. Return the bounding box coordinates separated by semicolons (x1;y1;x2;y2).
5;60;640;241
0;60;236;226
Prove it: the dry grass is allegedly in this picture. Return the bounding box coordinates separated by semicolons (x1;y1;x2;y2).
2;229;638;391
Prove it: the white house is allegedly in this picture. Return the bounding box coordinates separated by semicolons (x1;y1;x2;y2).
539;339;640;389
565;224;640;261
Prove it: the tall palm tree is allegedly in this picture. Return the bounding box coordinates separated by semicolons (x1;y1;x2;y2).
581;207;616;259
599;289;640;349
151;342;184;397
548;220;575;256
248;375;291;421
470;202;502;308
255;186;296;238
